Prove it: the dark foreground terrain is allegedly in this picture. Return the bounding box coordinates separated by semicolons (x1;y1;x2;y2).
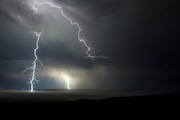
0;90;180;104
0;91;178;117
0;90;179;108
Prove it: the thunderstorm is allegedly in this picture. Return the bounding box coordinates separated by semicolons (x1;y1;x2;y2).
24;1;108;92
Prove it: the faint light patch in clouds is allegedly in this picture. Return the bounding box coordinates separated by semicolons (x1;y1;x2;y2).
0;0;43;31
42;65;115;89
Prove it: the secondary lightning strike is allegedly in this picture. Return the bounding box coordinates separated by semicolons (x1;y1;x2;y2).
32;1;108;60
23;25;44;92
61;72;70;90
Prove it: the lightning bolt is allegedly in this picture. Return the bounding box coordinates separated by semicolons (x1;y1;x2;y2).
24;1;108;92
61;72;70;90
32;1;108;60
23;25;44;92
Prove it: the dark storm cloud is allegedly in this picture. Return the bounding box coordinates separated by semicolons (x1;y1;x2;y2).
62;0;124;15
53;0;180;70
0;0;180;91
77;0;180;68
51;0;180;90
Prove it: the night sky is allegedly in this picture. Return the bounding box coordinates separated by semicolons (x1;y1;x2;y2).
0;0;180;92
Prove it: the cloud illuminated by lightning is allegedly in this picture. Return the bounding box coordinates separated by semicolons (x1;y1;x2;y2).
24;1;108;92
